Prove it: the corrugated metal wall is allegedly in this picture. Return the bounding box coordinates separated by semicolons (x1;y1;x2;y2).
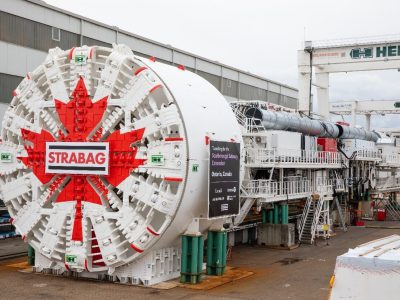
0;11;80;51
0;73;23;103
0;11;35;48
0;10;298;109
82;36;110;48
239;83;268;101
197;70;221;90
222;78;238;98
281;95;298;108
268;91;280;104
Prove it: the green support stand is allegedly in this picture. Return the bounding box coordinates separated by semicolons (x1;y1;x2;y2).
273;205;279;224
268;210;274;223
28;244;35;266
180;235;203;284
206;230;227;276
281;204;289;224
261;209;267;223
286;204;289;223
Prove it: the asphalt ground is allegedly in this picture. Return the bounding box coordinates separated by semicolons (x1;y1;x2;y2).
0;223;398;300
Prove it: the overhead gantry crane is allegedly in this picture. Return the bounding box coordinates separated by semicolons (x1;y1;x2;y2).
329;99;400;130
298;34;400;120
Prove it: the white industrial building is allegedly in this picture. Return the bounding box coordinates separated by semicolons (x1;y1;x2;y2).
0;0;298;123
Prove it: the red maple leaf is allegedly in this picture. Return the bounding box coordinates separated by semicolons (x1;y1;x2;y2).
19;77;145;241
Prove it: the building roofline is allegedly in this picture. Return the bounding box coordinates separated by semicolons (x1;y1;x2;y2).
27;0;297;92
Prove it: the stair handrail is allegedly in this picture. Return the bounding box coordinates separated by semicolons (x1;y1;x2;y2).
298;195;312;240
310;195;324;244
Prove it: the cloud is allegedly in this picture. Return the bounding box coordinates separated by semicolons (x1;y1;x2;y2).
44;0;400;130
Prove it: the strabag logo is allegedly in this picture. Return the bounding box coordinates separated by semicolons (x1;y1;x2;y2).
45;142;109;175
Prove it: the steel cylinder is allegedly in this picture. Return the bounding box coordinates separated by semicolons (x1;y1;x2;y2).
245;107;380;142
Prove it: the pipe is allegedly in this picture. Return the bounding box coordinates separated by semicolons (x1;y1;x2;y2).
245;107;380;142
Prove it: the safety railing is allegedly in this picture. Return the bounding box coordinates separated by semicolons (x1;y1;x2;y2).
315;178;335;195
243;179;311;197
380;154;400;166
335;178;346;191
231;106;246;127
230;105;265;134
310;195;325;243
315;178;345;193
298;194;312;240
245;148;342;166
244;118;264;133
376;177;400;190
242;177;342;199
354;149;381;160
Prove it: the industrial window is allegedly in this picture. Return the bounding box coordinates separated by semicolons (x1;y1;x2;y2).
52;27;60;41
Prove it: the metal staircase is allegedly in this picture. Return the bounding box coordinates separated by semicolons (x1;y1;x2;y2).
386;195;400;221
339;196;347;223
234;198;256;226
230;104;264;135
244;118;265;134
233;185;257;226
298;194;326;244
331;195;347;231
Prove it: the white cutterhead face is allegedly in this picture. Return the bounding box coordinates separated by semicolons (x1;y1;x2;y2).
45;142;109;175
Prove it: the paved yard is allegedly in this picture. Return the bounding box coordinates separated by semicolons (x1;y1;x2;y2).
0;224;398;300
